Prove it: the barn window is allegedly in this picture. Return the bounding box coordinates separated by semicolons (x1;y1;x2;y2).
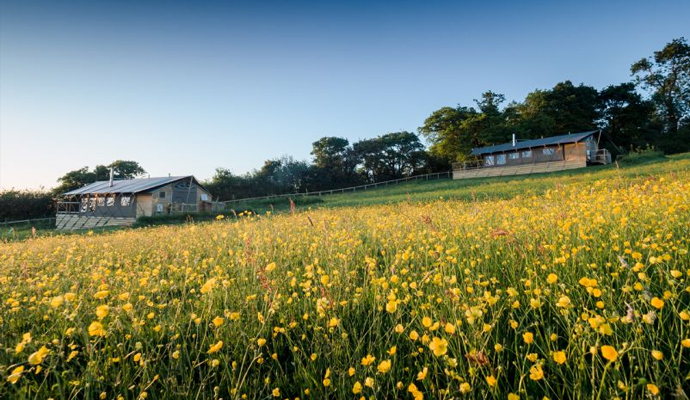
159;191;166;199
522;150;533;158
89;198;96;212
509;153;520;160
121;196;131;207
97;197;105;207
106;196;115;207
542;148;555;155
81;198;88;213
496;154;507;165
484;155;495;166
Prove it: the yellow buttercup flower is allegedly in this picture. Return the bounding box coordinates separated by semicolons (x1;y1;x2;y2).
523;332;534;344
546;273;558;284
385;300;397;313
601;346;618;362
208;341;223;354
408;383;423;400
377;359;391;374
96;305;109;319
361;354;375;366
553;351;566;365
529;364;544;380
50;295;64;308
428;337;448;357
646;384;659;396
88;321;106;337
29;346;50;365
7;366;24;384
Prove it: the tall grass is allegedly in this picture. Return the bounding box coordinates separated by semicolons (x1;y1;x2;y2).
1;162;689;399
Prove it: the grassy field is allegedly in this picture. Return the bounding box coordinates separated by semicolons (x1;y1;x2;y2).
1;154;689;399
236;153;688;213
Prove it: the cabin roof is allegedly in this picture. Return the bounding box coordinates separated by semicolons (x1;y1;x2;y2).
62;176;205;196
470;131;598;156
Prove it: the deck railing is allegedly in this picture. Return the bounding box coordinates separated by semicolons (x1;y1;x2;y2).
56;201;81;214
589;149;612;164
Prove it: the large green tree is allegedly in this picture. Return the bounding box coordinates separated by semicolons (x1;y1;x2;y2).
54;161;147;194
516;81;600;136
597;83;656;151
311;137;350;170
418;106;481;166
352;131;425;181
631;37;690;134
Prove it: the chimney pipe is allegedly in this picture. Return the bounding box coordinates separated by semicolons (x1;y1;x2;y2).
512;133;517;147
109;167;114;187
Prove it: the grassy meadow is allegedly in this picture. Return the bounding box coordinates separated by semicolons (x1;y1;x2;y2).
1;155;690;399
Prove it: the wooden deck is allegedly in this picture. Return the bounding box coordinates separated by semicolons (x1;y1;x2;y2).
56;214;136;230
452;159;587;180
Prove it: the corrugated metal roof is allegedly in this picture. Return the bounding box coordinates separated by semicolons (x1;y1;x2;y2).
62;176;196;196
470;131;598;156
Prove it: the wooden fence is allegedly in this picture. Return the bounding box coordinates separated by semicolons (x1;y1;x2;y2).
1;217;57;228
223;171;452;205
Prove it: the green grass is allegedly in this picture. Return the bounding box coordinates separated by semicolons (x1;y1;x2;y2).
0;222;126;243
5;153;688;242
236;153;689;212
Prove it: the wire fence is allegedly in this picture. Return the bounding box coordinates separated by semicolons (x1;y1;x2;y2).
223;171;452;205
1;217;57;229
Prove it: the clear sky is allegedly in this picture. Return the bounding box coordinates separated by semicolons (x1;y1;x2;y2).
1;0;688;190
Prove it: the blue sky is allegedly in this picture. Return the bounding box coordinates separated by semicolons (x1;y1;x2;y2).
1;0;688;190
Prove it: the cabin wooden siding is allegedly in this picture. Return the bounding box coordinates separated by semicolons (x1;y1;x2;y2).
136;194;153;218
479;144;565;167
454;142;589;180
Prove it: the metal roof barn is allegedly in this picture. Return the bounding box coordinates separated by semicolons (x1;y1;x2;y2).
62;176;202;195
470;131;598;156
56;176;219;230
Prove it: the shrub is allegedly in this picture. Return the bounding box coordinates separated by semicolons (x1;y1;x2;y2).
616;146;666;165
0;190;55;221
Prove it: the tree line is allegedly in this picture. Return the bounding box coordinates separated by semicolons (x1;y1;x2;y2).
2;37;688;219
206;37;690;199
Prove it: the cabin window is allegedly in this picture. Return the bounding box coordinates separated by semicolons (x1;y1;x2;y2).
81;198;88;213
159;191;166;199
106;196;115;207
509;153;520;160
200;194;208;201
97;197;105;207
484;155;495;166
542;148;555;155
522;150;533;158
89;198;96;212
496;154;507;165
121;196;131;207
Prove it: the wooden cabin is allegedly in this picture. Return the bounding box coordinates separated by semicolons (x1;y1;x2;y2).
56;176;219;230
453;131;611;180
